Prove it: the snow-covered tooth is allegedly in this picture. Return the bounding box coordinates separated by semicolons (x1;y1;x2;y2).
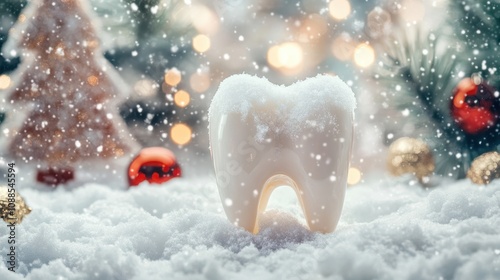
209;74;356;234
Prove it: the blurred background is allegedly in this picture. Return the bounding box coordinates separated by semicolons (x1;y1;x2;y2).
0;0;463;184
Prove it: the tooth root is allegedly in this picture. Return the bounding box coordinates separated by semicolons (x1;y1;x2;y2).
219;177;264;234
215;166;260;233
300;181;346;233
297;127;352;233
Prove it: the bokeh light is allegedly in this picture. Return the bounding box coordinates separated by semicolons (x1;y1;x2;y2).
134;79;158;97
347;167;362;185
0;75;11;90
267;42;303;70
174;90;190;108
267;45;283;68
87;75;99;86
192;34;211;53
329;0;351;21
164;68;182;87
190;5;219;35
190;72;211;93
353;43;375;68
171;123;192;145
279;42;303;68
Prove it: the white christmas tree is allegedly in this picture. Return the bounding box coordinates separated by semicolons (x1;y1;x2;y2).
1;0;138;184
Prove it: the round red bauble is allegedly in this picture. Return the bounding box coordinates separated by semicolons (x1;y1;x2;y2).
451;77;499;134
128;147;182;187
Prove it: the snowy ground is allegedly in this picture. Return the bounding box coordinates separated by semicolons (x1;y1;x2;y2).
1;172;500;279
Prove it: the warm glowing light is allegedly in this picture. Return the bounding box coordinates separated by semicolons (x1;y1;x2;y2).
190;5;219;35
331;33;355;61
400;0;425;23
0;75;11;90
267;45;283;68
279;42;303;69
174;90;190;108
164;68;182;87
171;123;192;145
18;14;26;23
354;43;375;68
329;0;351;21
190;72;211;93
267;42;303;70
347;167;362;185
192;34;211;53
134;79;158;97
87;75;99;86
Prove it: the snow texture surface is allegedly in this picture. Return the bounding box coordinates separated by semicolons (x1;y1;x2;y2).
209;74;356;141
1;175;499;279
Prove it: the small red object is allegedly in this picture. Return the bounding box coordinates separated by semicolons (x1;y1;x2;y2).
128;147;182;187
451;77;499;134
37;167;74;186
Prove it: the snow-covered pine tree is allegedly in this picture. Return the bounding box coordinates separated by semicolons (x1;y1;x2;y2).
1;0;138;184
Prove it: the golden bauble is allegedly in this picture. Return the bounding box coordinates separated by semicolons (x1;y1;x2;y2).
387;137;435;181
467;151;500;185
0;186;31;224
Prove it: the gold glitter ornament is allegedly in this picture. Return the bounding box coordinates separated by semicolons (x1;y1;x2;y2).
467;151;500;185
387;137;435;182
0;186;32;224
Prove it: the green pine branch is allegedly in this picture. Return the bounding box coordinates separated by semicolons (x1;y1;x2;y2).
372;29;469;178
450;0;500;75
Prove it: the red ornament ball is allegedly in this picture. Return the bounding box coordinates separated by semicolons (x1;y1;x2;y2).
451;77;499;134
128;147;182;187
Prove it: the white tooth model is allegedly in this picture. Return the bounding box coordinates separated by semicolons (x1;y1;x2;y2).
209;74;356;234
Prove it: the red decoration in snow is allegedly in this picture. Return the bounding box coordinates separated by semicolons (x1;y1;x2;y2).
37;167;75;187
451;77;500;134
128;147;182;187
